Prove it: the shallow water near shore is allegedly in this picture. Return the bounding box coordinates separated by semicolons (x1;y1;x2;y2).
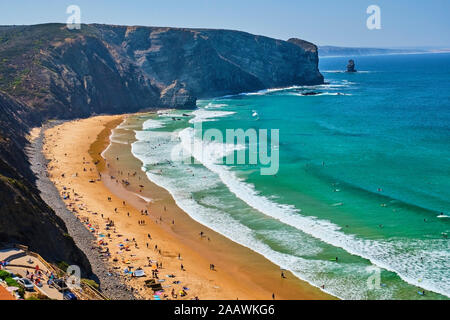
116;53;450;300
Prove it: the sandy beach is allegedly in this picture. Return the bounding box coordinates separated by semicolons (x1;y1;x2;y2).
41;114;333;300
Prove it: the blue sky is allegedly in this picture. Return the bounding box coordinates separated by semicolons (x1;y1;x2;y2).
1;0;449;47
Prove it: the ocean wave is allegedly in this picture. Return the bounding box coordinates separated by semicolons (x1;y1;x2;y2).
101;118;128;158
143;118;164;130
215;81;355;98
239;83;353;97
109;138;129;145
322;70;374;73
189;109;236;124
116;123;137;130
175;126;450;298
131;128;361;299
204;102;228;109
178;127;245;163
288;92;353;97
131;126;404;299
129;115;450;299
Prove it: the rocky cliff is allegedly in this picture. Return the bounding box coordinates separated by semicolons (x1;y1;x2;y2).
0;24;323;114
0;91;92;275
0;23;322;278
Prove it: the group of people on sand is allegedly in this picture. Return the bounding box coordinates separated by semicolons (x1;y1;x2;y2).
51;141;210;301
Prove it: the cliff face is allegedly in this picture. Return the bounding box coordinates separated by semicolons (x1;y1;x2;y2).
97;26;324;99
0;23;322;278
0;24;323;114
0;92;92;274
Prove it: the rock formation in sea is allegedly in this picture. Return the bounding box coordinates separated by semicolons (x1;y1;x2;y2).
0;23;323;282
347;59;357;72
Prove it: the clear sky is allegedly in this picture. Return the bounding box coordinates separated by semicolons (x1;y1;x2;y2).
1;0;449;48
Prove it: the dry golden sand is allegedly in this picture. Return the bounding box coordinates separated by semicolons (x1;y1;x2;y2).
43;114;334;300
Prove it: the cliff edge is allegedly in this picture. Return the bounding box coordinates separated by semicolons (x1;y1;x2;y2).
0;23;323;280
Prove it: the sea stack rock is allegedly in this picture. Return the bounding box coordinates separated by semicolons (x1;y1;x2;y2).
347;59;357;72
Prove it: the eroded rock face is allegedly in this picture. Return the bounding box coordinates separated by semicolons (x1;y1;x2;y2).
0;92;92;276
347;59;357;72
94;25;325;101
0;24;323;113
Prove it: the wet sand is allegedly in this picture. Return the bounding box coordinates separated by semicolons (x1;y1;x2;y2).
42;114;334;300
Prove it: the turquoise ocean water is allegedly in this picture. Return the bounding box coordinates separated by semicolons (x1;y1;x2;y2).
128;53;450;299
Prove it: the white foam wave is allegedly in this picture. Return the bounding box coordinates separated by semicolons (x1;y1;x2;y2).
101;118;128;158
240;86;302;96
288;92;353;97
178;127;245;163
236;83;352;97
131;127;400;299
135;193;153;203
129;115;450;299
109;138;129;145
204;102;228;109
158;112;189;118
176;127;450;298
189;109;236;124
143;119;164;130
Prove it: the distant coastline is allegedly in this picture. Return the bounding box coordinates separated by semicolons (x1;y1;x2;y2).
318;46;450;57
